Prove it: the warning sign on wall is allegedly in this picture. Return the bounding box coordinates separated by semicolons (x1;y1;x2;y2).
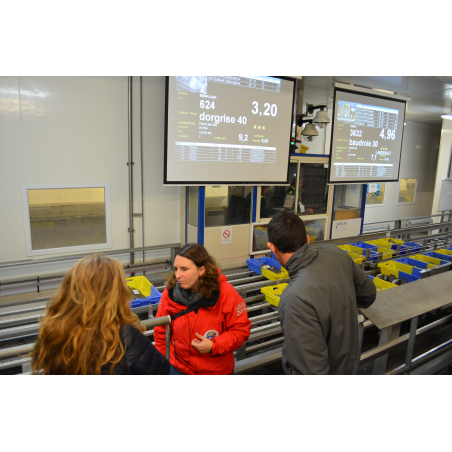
221;227;232;245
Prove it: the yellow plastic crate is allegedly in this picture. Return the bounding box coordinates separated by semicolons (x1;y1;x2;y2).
260;283;288;308
410;254;444;266
377;261;415;278
126;275;152;297
262;266;289;281
373;277;397;291
361;241;395;260
348;252;365;265
338;244;368;255
367;238;404;246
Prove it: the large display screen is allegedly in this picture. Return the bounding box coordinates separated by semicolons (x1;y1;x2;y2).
164;76;296;185
328;88;406;183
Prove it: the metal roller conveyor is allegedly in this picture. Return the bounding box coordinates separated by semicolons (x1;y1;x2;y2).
1;224;452;374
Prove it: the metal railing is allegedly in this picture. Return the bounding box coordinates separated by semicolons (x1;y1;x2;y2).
0;315;172;366
0;243;181;296
364;213;451;235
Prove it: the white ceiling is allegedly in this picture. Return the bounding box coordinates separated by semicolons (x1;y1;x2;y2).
300;76;452;127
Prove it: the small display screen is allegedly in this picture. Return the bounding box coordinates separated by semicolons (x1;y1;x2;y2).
329;88;406;183
165;76;296;185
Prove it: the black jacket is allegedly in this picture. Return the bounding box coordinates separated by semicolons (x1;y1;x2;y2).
101;324;170;375
278;244;376;375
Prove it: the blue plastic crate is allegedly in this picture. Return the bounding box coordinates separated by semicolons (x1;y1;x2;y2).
383;242;422;255
423;251;452;262
246;256;281;275
130;285;162;308
393;257;432;270
348;242;380;261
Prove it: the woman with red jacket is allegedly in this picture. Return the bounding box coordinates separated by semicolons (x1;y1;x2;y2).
154;243;251;375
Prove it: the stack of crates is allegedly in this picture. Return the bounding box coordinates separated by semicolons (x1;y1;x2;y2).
126;276;162;308
377;260;425;283
338;244;387;262
365;238;422;256
408;254;450;268
421;248;452;262
348;242;394;260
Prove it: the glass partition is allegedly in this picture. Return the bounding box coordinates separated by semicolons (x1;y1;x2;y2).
251;216;326;254
205;186;253;227
333;184;363;221
256;162;329;221
252;223;269;253
257;162;297;219
398;178;417;204
366;182;385;206
297;163;328;215
304;218;326;242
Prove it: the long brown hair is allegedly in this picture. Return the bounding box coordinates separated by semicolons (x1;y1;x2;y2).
31;254;143;375
167;243;220;298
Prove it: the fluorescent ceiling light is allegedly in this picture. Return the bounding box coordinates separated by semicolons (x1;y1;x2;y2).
441;114;452;120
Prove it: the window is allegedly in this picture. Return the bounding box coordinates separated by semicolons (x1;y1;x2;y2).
398;178;417;204
256;162;329;221
21;183;112;256
333;184;363;221
205;186;252;227
366;183;386;206
304;218;326;242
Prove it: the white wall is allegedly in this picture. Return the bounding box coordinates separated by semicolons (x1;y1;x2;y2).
431;118;452;219
0;76;181;280
364;120;441;224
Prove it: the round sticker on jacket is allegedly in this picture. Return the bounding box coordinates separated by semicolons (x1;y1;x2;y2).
204;330;219;339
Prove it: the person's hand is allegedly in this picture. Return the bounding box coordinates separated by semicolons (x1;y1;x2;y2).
191;332;213;354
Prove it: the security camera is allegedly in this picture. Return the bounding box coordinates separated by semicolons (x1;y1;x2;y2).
312;108;331;129
301;122;319;142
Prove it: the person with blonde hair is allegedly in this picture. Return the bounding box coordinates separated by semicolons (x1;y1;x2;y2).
32;254;170;375
154;243;251;375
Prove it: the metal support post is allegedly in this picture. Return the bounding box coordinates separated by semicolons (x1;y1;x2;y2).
404;316;419;374
372;323;401;375
166;324;171;360
353;314;365;375
236;343;247;361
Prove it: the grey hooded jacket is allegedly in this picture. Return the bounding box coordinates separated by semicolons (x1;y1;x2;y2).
278;243;376;375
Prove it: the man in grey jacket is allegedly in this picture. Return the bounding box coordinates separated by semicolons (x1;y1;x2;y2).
267;210;376;375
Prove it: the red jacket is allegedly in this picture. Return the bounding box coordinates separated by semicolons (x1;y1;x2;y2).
154;270;251;375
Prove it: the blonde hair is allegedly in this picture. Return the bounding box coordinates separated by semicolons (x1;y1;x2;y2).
31;254;143;374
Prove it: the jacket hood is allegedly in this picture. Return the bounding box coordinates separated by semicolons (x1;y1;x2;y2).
285;243;318;277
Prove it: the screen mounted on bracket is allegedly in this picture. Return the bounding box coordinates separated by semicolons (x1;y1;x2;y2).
164;76;296;185
328;88;406;184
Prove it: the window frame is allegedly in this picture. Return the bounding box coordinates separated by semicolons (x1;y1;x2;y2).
21;182;112;257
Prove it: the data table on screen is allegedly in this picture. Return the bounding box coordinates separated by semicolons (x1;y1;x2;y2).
208;76;281;93
354;106;398;130
175;142;277;164
333;163;394;179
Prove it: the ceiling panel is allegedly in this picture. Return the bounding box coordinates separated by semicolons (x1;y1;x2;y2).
301;76;452;126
